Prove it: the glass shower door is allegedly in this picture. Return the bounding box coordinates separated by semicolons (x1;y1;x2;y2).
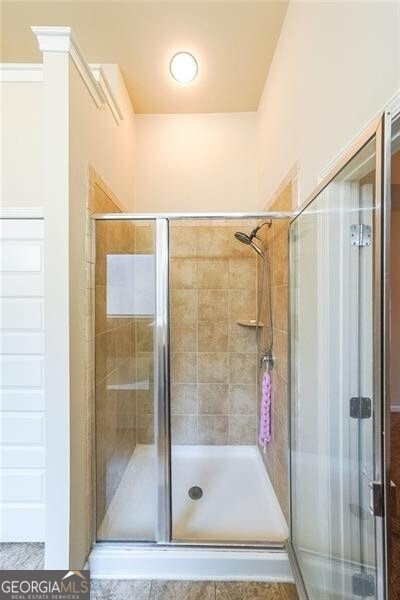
289;120;387;599
95;218;170;543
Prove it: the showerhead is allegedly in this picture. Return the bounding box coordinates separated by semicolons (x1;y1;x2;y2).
234;230;265;259
234;221;272;259
234;231;252;245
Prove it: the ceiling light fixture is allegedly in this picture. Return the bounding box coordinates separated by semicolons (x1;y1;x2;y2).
169;52;198;84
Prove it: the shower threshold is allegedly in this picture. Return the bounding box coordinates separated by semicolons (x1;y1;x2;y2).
89;543;293;581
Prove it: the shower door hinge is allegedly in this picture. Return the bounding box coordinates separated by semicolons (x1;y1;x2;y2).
350;396;372;419
352;572;375;597
350;224;372;247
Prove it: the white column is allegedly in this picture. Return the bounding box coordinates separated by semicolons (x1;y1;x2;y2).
32;26;72;569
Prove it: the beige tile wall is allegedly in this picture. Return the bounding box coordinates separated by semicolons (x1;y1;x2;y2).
87;171;125;536
133;223;155;447
169;221;259;445
89;177;156;530
95;221;156;529
94;210;138;529
257;182;293;522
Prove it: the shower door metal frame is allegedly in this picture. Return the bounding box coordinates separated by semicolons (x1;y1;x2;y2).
155;219;172;544
382;97;400;600
92;211;292;551
287;112;390;600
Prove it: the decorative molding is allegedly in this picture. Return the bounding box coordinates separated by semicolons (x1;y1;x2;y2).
0;207;44;219
31;26;73;53
90;65;123;125
0;64;43;82
31;26;104;109
391;405;400;413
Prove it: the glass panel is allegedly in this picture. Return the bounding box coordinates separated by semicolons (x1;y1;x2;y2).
290;137;379;597
95;219;157;541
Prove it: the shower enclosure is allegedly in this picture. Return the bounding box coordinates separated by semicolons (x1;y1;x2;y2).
93;214;288;547
91;112;396;598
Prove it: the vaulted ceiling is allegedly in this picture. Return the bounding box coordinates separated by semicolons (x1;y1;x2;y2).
0;1;288;114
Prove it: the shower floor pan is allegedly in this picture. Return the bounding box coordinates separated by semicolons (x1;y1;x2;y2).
92;445;290;580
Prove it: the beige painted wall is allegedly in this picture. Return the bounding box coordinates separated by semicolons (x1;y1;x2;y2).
1;82;43;207
257;0;400;208
134;113;258;212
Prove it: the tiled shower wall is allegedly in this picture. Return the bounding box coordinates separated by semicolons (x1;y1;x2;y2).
92;185;155;527
257;182;293;522
169;221;259;445
87;173;123;532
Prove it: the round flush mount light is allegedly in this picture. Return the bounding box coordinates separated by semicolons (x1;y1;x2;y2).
169;52;198;84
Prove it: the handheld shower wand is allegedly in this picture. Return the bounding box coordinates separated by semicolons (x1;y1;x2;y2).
234;221;274;370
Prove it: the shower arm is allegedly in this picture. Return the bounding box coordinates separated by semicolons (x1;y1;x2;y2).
250;220;272;241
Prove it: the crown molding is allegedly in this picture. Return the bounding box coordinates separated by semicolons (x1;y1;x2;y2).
31;26;104;109
0;64;43;82
90;65;123;125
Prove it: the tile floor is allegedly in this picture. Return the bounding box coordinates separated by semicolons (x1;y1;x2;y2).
0;543;298;599
91;580;298;600
0;543;44;570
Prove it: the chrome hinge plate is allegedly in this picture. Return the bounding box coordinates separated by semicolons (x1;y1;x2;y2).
352;572;375;597
369;480;384;517
350;397;372;419
351;224;371;247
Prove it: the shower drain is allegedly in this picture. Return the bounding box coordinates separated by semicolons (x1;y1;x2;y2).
188;486;203;500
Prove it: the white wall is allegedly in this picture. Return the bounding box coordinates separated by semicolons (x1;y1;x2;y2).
134;113;258;212
257;0;400;208
1;82;43;208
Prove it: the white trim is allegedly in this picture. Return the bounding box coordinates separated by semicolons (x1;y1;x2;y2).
0;207;44;219
390;405;400;413
0;64;43;83
31;26;104;109
90;65;123;125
